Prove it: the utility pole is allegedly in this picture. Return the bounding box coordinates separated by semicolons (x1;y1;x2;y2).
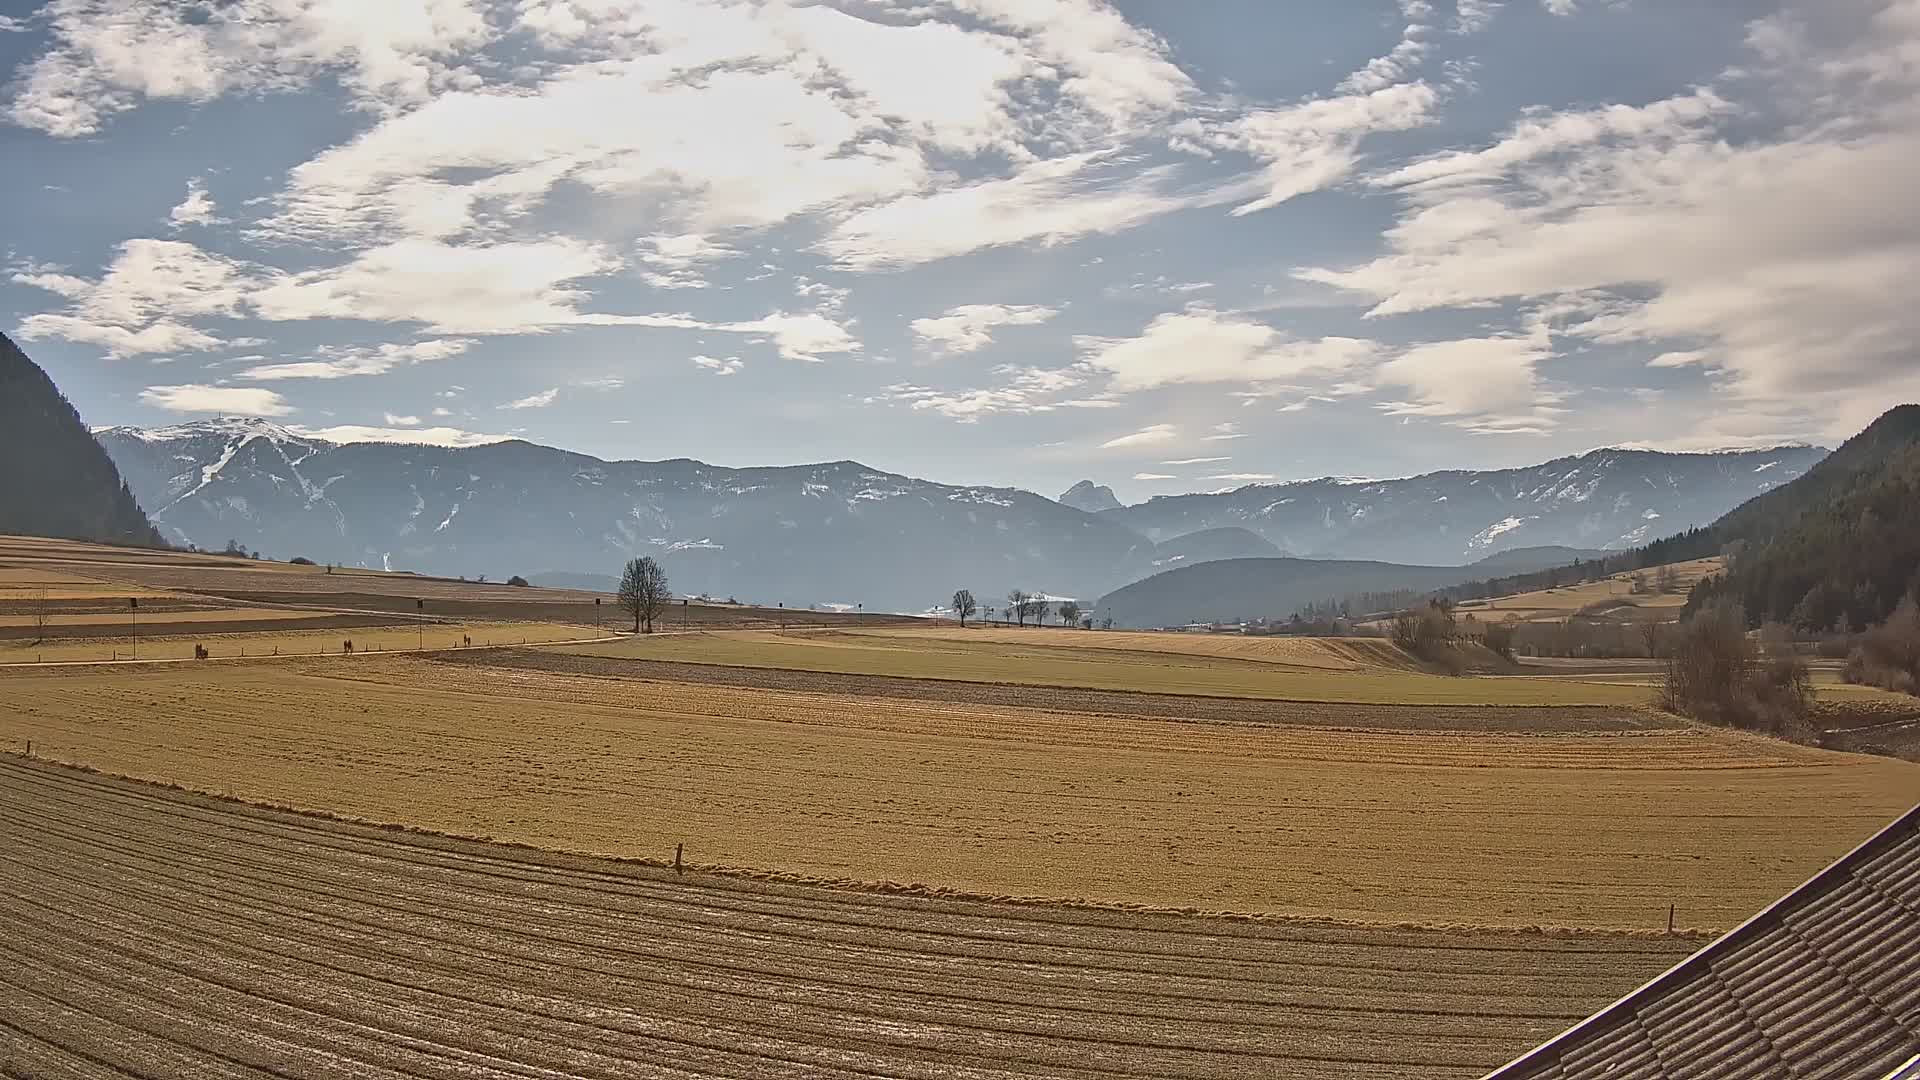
129;597;138;658
415;598;424;650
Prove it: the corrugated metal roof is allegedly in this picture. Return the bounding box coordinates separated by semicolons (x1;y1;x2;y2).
1486;802;1920;1080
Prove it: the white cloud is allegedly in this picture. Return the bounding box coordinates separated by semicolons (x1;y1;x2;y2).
8;0;494;137
1373;88;1731;190
636;233;738;290
249;237;627;334
946;0;1194;138
1542;0;1579;15
575;374;626;390
1453;0;1501;35
822;153;1221;270
1100;423;1179;449
1132;472;1176;481
716;311;858;362
1375;332;1563;434
13;238;252;355
15;314;224;358
1163;456;1230;465
693;354;743;376
499;387;558;410
909;304;1059;353
871;364;1087;421
1207;472;1276;482
1077;309;1382;391
290;424;503;447
1220;81;1441;215
383;413;421;425
1301;3;1920;438
239;338;473;380
167;177;225;230
140;384;293;416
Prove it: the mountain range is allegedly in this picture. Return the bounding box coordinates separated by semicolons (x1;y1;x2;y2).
1098;445;1827;564
93;416;1824;614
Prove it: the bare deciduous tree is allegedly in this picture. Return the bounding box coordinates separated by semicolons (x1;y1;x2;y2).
619;556;671;633
29;588;48;645
1636;611;1665;658
1019;594;1046;626
1057;601;1082;627
1007;590;1029;628
1662;601;1811;736
951;589;977;627
1655;563;1681;594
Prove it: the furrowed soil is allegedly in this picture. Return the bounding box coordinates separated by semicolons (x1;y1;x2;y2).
558;629;1653;706
3;656;1913;930
0;756;1702;1080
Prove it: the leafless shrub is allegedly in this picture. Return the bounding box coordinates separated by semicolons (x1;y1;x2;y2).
1845;596;1920;696
1661;602;1813;737
1391;599;1465;674
1484;618;1518;661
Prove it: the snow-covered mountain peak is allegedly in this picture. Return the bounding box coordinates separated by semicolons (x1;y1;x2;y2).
97;416;309;445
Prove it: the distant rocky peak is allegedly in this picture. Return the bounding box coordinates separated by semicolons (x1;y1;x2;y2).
1059;479;1122;513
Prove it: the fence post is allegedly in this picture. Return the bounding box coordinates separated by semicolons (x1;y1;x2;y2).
675;843;683;875
1667;904;1675;934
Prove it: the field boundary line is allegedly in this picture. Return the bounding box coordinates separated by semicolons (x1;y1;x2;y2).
518;646;1656;710
0;631;626;670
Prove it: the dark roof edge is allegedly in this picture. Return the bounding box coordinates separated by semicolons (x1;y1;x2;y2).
1484;800;1920;1079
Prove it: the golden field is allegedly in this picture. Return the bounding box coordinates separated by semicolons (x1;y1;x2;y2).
4;537;1914;1080
3;653;1911;930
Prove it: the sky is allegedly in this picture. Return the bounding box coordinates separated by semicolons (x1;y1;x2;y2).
3;0;1918;502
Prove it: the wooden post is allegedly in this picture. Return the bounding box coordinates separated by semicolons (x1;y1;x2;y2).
674;843;683;875
1667;904;1675;934
24;740;31;758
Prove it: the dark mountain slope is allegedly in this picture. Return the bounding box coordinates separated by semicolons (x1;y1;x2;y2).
1095;557;1482;629
1683;405;1920;630
0;334;161;547
1470;545;1611;574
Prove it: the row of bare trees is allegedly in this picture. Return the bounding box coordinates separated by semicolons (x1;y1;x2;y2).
950;588;1085;628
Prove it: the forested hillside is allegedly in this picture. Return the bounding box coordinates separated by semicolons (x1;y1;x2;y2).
0;334;162;547
1684;405;1920;630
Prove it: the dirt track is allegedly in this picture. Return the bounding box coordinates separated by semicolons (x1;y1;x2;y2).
456;649;1673;732
0;756;1697;1080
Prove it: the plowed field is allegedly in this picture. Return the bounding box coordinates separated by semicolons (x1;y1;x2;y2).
3;656;1913;930
0;756;1700;1080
